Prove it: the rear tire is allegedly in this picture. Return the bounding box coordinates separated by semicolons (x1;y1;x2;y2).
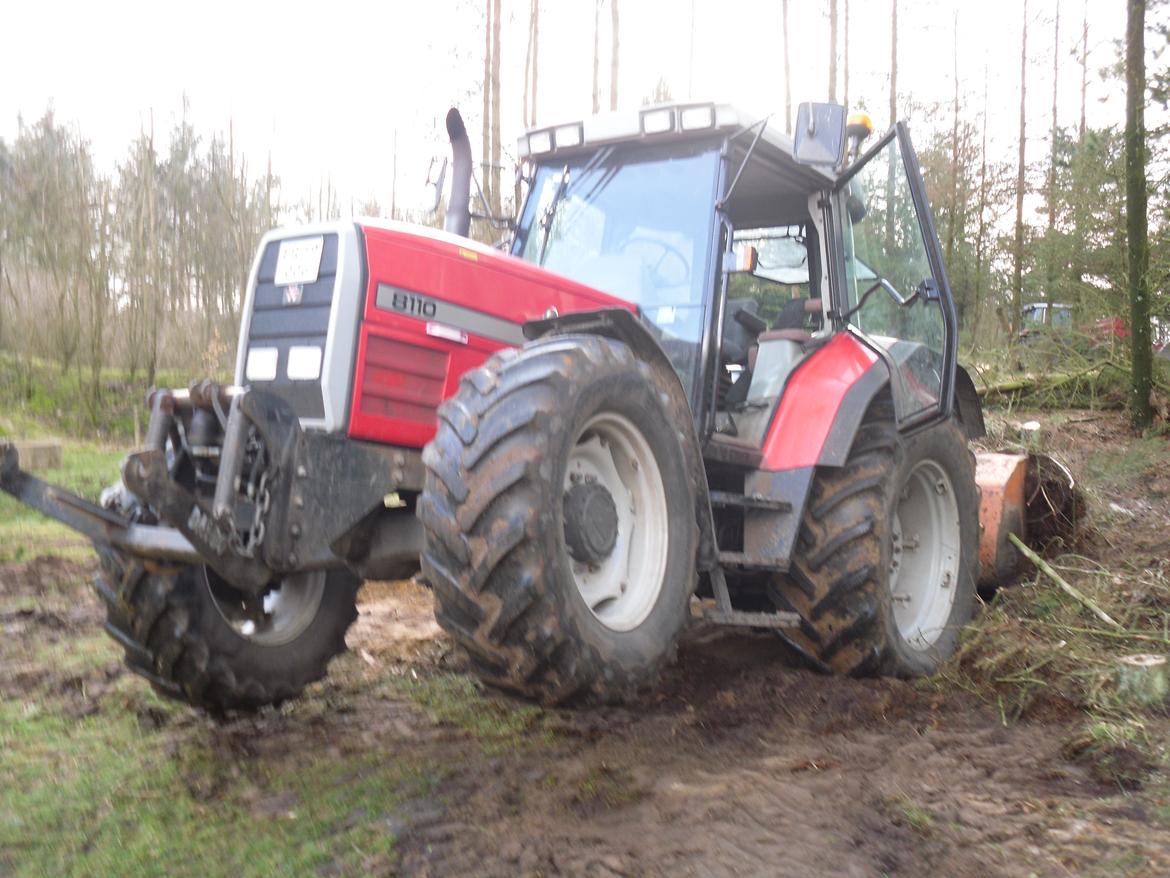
418;335;698;704
768;399;978;676
95;548;359;715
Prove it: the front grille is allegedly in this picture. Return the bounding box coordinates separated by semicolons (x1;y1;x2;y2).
242;233;340;420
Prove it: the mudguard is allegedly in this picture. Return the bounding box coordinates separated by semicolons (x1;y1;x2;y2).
760;332;890;471
954;364;986;440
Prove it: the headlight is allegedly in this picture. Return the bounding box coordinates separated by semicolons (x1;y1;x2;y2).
640;107;675;135
245;347;278;382
287;345;323;381
527;130;553;155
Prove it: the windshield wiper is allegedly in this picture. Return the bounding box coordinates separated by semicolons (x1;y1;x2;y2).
534;146;616;266
537;165;570;266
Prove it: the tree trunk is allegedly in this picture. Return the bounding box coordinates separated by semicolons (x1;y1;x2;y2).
482;0;493;217
973;67;990;339
946;10;959;279
523;5;533;129
531;0;539;125
1046;1;1061;298
1126;0;1153;428
592;0;601;114
885;0;898;252
1011;0;1028;339
843;0;850;110
829;0;838;102
490;0;501;215
1079;0;1088;143
610;0;619;110
783;0;792;133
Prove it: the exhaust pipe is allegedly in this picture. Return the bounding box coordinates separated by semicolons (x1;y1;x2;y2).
444;108;472;238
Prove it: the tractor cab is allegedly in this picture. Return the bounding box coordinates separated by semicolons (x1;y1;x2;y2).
511;103;959;458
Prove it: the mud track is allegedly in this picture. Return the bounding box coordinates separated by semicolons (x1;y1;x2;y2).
3;411;1168;876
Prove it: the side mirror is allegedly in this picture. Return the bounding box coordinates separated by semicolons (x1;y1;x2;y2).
423;155;448;214
792;102;846;168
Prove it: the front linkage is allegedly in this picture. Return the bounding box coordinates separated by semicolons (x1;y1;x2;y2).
1;382;424;713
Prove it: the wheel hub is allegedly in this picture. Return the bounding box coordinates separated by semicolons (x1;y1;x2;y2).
563;481;620;563
205;568;326;646
563;412;669;632
889;459;961;651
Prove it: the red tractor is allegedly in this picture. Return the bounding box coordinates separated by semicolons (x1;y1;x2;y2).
2;103;1022;712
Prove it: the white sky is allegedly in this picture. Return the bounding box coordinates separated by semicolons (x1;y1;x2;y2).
0;0;1130;218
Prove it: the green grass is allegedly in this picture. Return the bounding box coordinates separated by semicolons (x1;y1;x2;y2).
0;350;193;443
0;695;418;877
0;442;124;561
1083;435;1169;492
892;797;935;834
394;672;553;755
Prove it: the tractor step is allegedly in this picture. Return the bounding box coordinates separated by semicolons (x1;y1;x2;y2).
717;551;788;572
708;490;792;512
698;606;800;629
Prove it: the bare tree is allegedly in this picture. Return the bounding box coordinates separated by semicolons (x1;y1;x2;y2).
1079;0;1088;143
829;0;839;102
592;0;602;114
783;0;792;133
610;0;619;110
1011;0;1028;338
490;0;501;215
889;0;898;127
1046;1;1061;296
1126;0;1152;427
482;0;492;212
523;0;540;127
843;0;850;110
947;10;960;271
885;0;898;250
973;66;991;337
531;0;539;124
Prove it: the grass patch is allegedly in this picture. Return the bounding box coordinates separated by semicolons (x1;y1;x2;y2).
0;350;193;444
0;442;124;562
0;698;420;877
886;795;934;834
573;764;645;811
394;672;553;755
1083;435;1169;492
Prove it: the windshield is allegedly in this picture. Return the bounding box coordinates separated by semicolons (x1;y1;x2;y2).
513;142;720;398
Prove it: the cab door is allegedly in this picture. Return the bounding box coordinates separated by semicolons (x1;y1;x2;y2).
833;123;958;429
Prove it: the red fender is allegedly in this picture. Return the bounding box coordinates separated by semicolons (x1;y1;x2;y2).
760;333;887;471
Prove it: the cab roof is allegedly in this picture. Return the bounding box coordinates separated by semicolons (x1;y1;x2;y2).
519;102;835;226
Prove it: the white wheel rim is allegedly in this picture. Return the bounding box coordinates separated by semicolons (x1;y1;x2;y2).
205;569;326;646
889;459;961;651
564;412;669;632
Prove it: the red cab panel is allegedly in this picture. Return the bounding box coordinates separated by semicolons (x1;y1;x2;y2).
760;333;879;471
348;223;633;447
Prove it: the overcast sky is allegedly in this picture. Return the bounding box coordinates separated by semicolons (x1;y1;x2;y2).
0;0;1131;218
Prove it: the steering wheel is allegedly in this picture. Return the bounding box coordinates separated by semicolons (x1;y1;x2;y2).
618;236;690;292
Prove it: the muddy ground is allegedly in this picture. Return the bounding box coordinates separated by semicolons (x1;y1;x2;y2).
3;410;1169;877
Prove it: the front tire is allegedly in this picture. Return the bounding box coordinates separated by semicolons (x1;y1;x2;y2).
418;335;698;703
96;549;359;715
768;400;978;676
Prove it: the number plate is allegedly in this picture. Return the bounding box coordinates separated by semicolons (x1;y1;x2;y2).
274;236;324;286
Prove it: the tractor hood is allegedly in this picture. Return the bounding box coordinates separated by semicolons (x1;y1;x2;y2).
348;220;634;447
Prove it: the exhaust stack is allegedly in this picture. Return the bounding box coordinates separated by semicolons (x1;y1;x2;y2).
444;108;472;238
